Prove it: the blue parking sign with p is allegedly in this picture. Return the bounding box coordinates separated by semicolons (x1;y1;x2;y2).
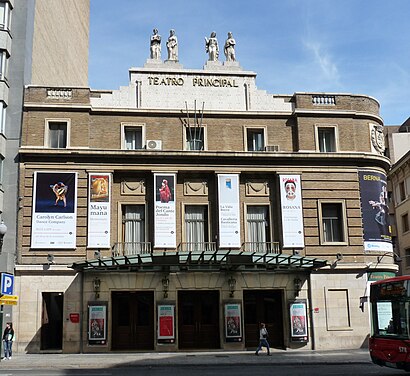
1;273;14;295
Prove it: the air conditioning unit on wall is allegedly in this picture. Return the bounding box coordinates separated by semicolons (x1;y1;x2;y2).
146;140;162;150
265;145;280;152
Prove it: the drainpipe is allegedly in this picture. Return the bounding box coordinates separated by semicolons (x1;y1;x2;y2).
307;273;315;350
79;270;84;354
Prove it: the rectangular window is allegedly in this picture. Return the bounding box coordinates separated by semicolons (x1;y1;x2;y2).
0;2;10;30
122;205;146;254
402;213;410;233
320;202;345;243
0;50;7;80
124;126;143;150
399;181;406;202
246;205;270;251
406;248;410;268
48;121;67;148
0;101;5;134
185;127;204;150
0;156;3;188
317;127;336;152
246;128;265;151
184;205;208;250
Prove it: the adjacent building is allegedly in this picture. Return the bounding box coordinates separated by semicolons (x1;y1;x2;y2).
13;49;396;353
0;0;89;346
385;120;410;274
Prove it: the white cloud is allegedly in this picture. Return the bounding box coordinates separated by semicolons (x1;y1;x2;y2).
304;41;341;87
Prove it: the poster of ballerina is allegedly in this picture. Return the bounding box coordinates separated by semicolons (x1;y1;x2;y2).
31;171;77;249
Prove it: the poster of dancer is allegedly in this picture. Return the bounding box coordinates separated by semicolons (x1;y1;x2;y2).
359;170;392;252
31;171;77;249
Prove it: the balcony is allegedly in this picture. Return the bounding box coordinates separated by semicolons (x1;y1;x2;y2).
177;242;217;253
241;242;280;253
112;242;152;257
112;241;281;257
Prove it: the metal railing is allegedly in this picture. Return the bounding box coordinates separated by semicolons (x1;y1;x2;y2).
111;241;281;257
177;242;217;253
112;242;151;257
241;242;280;253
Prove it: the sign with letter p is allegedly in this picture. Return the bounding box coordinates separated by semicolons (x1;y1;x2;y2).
1;273;14;295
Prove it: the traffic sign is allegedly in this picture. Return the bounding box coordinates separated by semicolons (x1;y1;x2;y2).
0;273;14;295
0;299;17;305
0;295;18;301
0;294;18;305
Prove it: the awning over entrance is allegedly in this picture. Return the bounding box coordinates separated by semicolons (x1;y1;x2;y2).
70;250;327;273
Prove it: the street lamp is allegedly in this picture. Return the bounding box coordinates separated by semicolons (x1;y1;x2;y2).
0;220;7;253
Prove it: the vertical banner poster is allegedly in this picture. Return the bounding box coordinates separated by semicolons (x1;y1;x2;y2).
87;173;111;248
31;171;77;249
154;173;176;248
218;174;241;248
225;303;242;342
279;175;305;248
359;171;392;252
290;300;308;342
88;304;107;344
157;305;175;343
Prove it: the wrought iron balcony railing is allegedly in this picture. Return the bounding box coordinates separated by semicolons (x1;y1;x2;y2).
111;241;281;257
112;242;152;257
241;242;280;253
177;242;217;253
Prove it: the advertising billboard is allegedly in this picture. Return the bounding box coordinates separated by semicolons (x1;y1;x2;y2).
279;175;305;248
359;171;392;252
217;174;241;248
87;173;111;248
31;171;77;249
154;173;176;248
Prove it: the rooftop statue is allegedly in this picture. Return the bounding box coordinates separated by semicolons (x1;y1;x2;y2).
224;32;236;62
205;31;219;61
150;28;161;60
166;29;178;61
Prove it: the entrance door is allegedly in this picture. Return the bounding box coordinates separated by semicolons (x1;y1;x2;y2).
111;291;154;350
178;290;220;349
41;292;64;350
244;289;284;349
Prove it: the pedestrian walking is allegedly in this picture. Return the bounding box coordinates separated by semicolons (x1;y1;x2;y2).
2;322;14;359
255;322;270;355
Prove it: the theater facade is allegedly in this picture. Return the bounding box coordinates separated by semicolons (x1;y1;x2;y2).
14;57;395;353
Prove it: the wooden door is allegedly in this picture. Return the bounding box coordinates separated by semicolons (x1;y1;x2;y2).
244;289;284;349
178;290;220;349
111;291;154;350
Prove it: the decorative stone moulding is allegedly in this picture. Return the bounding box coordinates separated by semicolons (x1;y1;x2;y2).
245;181;269;196
121;179;146;195
184;180;208;196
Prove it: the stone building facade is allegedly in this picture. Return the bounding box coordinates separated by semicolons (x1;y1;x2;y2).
385;119;410;274
0;0;89;330
14;60;395;353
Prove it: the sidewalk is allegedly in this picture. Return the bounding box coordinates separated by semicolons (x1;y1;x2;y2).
0;349;372;370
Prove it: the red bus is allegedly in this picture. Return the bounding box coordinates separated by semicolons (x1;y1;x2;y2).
369;275;410;372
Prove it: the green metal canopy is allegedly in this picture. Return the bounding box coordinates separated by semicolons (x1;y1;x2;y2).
70;250;327;273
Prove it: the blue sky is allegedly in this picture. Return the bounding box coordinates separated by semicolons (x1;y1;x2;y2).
89;0;410;125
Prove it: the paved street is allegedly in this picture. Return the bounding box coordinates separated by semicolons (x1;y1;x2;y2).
0;349;405;375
